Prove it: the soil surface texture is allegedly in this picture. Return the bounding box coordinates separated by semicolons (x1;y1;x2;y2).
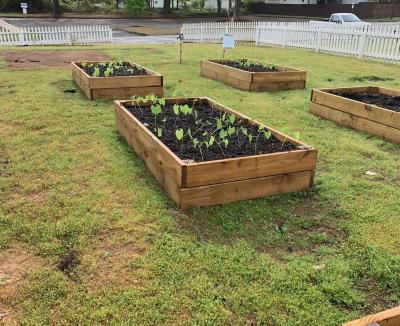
337;92;400;113
0;50;110;69
78;62;148;77
126;101;297;162
215;59;278;73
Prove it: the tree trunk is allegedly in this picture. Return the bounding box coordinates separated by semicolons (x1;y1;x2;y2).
52;0;60;17
217;0;221;13
233;0;240;19
162;0;172;13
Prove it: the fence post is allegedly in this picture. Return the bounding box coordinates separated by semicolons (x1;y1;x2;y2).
200;23;204;43
315;29;321;52
66;26;71;44
358;31;367;59
18;30;24;45
255;25;260;46
282;28;287;48
108;26;113;43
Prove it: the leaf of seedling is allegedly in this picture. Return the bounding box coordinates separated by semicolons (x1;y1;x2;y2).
187;129;193;140
193;138;199;147
248;134;253;143
157;128;163;138
264;131;272;139
216;119;223;130
219;129;227;140
173;104;180;116
94;67;100;77
158;98;166;106
202;131;208;136
209;135;215;146
175;128;184;140
228;126;236;136
151;104;162;116
179;104;192;116
293;131;301;140
222;113;226;121
223;138;229;148
229;114;236;124
241;127;248;136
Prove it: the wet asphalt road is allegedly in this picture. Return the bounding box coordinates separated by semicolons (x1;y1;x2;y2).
3;17;247;44
3;16;306;44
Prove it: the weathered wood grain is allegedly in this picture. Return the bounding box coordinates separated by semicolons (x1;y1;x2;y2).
310;87;400;144
72;61;163;100
310;102;400;144
311;89;400;130
201;60;307;92
343;306;400;326
115;97;317;210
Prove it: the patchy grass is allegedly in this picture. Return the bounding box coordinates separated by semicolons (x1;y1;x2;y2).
0;44;399;325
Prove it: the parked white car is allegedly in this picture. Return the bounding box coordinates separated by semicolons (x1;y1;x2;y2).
328;13;370;25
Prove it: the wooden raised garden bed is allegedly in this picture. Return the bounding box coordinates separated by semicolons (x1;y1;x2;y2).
115;97;317;210
200;59;307;92
343;305;400;326
310;86;400;144
71;61;163;100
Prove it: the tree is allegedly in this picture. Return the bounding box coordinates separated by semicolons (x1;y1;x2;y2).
233;0;240;19
125;0;147;15
217;0;221;13
52;0;60;17
162;0;172;13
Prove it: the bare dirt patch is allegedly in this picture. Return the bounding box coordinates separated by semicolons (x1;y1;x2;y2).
78;233;145;292
0;245;44;325
0;50;110;69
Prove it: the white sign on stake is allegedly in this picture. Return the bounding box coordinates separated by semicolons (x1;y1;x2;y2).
21;3;28;9
222;34;234;59
222;34;234;49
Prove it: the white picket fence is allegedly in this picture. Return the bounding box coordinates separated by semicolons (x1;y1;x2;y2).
0;25;113;46
181;22;400;64
181;22;258;43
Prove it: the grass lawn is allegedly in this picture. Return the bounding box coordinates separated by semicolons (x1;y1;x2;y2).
0;43;399;325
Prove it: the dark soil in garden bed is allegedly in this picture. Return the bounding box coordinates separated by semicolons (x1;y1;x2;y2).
125;101;297;162
215;60;278;73
335;92;400;113
78;62;148;77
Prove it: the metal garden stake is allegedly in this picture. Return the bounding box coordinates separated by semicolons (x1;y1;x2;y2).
177;33;184;64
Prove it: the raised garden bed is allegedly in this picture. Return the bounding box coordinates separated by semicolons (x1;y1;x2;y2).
310;86;400;144
115;96;317;210
200;59;307;92
71;61;163;100
343;305;400;326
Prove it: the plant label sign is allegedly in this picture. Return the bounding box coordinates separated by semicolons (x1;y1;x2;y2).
21;3;28;9
223;34;235;49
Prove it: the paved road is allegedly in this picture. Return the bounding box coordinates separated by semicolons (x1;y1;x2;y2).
3;16;307;44
4;17;183;44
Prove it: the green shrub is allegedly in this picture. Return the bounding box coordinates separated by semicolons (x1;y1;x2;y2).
125;0;147;15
